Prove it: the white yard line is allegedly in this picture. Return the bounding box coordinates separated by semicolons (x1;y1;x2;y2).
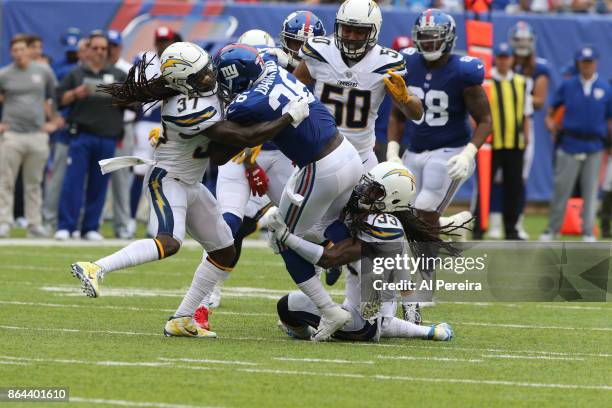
482;354;586;361
273;357;374;364
70;397;217;408
158;357;258;366
456;321;612;332
37;285;342;300
377;355;483;363
350;341;612;358
0;325;158;337
0;238;268;248
2;354;610;392
1;324;609;360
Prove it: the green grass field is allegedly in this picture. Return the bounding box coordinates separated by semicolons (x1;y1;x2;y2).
0;239;610;408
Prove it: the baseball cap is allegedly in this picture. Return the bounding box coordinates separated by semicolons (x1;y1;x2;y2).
155;26;175;41
62;27;81;52
575;46;598;61
494;42;513;57
391;35;412;52
107;30;122;46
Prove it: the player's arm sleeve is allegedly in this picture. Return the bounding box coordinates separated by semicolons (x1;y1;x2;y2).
461;57;485;87
205;102;293;148
281;231;361;269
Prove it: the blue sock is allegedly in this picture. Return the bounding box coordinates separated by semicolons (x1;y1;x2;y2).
223;212;242;238
280;248;316;284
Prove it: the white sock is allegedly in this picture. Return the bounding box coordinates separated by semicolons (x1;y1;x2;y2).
175;257;230;317
380;317;430;338
297;276;334;311
96;239;161;277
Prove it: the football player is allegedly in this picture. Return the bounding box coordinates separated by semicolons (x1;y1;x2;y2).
130;27;181;239
387;9;492;230
203;30;295;311
293;0;423;173
69;42;309;337
215;44;364;341
267;162;464;341
270;10;326;72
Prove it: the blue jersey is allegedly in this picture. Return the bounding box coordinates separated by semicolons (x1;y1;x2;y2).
401;49;485;153
258;47;280;151
226;61;337;167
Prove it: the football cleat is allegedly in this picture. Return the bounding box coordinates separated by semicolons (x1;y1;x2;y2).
312;305;352;342
193;305;211;331
427;323;454;341
325;267;342;286
402;303;422;325
70;262;101;298
277;320;315;340
164;316;216;338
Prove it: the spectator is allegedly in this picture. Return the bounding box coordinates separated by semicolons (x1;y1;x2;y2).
26;34;45;64
43;29;83;231
541;46;612;242
107;29;135;239
0;35;60;238
54;32;127;241
473;43;533;240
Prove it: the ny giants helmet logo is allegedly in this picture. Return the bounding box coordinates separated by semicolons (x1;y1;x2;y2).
220;64;240;80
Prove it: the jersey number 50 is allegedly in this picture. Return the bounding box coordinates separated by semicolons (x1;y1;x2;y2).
320;84;371;129
409;87;449;127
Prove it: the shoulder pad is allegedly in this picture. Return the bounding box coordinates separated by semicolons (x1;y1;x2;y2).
359;213;405;242
458;55;485;86
162;95;220;134
372;47;406;75
299;36;331;64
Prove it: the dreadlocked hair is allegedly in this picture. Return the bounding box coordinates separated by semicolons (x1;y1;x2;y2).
343;193;469;258
98;55;180;106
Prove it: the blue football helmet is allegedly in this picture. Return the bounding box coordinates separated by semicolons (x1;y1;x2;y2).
412;9;456;62
213;44;266;102
280;11;326;58
508;21;536;57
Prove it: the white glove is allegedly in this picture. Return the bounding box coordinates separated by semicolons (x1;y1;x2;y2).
263;207;289;254
267;48;298;69
284;97;310;128
446;143;477;180
267;208;290;243
386;140;403;164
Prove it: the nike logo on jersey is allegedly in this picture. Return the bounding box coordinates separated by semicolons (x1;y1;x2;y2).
477;64;484;69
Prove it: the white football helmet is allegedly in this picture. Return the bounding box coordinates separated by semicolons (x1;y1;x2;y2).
160;42;217;96
238;29;276;48
334;0;382;59
355;161;417;212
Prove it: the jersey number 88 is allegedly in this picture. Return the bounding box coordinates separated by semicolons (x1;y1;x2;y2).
409;87;449;127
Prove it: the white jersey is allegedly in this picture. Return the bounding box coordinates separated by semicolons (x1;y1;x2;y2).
300;37;406;156
156;93;223;184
